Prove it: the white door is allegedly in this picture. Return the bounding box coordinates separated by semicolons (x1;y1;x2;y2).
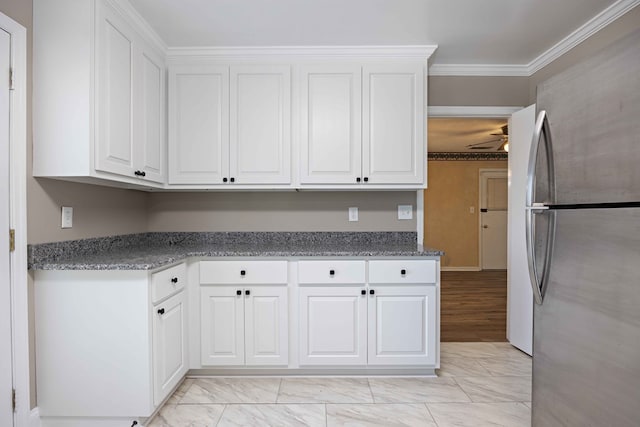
299;286;367;366
230;66;291;184
480;170;508;269
244;286;288;366
507;104;536;355
95;0;136;177
152;291;187;406
200;287;244;366
368;286;436;366
168;65;229;184
0;28;13;427
136;43;165;184
299;65;362;184
362;64;424;184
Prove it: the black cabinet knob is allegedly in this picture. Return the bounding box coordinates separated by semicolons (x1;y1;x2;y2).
400;269;406;276
369;289;375;295
171;277;178;283
236;289;242;296
356;177;361;183
363;177;369;182
140;171;146;177
361;289;366;295
157;308;165;315
230;177;235;183
245;289;250;296
329;269;335;276
134;170;142;176
240;270;246;276
223;177;228;183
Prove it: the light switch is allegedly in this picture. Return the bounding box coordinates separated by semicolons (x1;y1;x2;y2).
61;206;73;228
349;207;359;222
398;205;413;220
470;206;475;214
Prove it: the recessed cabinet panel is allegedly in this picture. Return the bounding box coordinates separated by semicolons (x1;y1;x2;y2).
368;286;436;365
200;287;244;366
300;66;362;184
230;66;291;184
245;286;288;366
169;66;229;184
363;65;424;184
299;286;367;366
96;3;135;176
139;49;164;183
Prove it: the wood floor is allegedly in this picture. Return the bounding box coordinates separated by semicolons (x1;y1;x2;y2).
441;270;507;342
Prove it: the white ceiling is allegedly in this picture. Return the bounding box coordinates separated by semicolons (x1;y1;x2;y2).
428;118;508;152
129;0;620;66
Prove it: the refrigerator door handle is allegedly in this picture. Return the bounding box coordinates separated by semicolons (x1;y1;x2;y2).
526;110;557;305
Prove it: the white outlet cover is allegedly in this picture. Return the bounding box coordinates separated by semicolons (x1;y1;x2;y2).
349;207;359;222
61;206;73;228
398;205;413;220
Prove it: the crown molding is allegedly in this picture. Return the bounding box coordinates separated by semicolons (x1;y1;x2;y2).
527;0;640;75
166;45;437;62
111;0;168;53
428;63;529;77
428;106;522;118
428;0;639;77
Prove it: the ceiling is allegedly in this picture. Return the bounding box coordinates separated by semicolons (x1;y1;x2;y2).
428;118;508;152
129;0;619;66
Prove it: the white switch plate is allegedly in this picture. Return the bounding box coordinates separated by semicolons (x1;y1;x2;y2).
349;207;359;222
61;206;73;228
470;206;475;214
398;205;413;220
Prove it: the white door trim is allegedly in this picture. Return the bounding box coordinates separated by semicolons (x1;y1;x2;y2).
0;11;29;427
478;168;508;270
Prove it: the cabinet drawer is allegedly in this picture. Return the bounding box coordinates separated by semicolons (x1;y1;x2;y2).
200;261;288;285
151;263;186;304
298;260;366;284
368;260;436;284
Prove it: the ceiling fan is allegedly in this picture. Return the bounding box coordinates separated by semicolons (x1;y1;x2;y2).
465;124;509;152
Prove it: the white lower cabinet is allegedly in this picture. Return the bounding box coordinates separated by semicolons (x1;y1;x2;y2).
201;285;288;366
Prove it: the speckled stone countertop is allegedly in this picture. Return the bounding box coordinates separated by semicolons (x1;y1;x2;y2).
28;232;443;271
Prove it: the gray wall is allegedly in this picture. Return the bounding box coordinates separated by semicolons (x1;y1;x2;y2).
429;75;529;107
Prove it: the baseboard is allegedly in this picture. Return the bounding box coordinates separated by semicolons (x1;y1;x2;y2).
29;407;41;427
441;266;482;272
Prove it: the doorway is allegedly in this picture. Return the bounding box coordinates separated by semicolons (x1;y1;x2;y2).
479;169;508;270
0;27;14;426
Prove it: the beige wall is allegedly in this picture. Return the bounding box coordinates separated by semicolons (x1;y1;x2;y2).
429;76;529;107
148;191;417;232
424;160;507;267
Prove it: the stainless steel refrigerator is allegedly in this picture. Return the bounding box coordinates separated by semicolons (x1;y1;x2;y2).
527;28;640;426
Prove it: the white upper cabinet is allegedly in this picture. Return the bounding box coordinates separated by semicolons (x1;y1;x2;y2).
34;0;166;188
168;65;230;184
363;64;424;185
230;66;291;184
299;65;362;184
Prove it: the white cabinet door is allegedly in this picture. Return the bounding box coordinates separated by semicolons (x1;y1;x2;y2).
95;0;136;177
137;43;165;184
367;285;436;366
244;286;288;366
153;290;187;406
169;65;229;184
299;286;367;366
230;66;291;184
299;65;362;184
362;64;424;184
201;287;244;366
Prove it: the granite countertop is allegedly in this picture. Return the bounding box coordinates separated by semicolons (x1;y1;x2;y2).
28;232;444;270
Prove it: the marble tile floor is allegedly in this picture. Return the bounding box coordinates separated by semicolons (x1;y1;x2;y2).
148;342;532;427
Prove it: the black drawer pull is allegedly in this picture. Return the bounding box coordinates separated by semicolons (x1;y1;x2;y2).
329;269;335;276
223;177;228;182
369;289;375;295
356;177;361;182
171;277;178;284
400;269;406;276
157;308;165;315
361;289;366;295
245;289;251;296
363;177;369;182
240;270;246;276
230;177;235;183
236;290;242;296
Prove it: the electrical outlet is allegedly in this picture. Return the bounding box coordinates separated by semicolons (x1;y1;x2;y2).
349;207;359;222
61;206;73;228
398;205;413;220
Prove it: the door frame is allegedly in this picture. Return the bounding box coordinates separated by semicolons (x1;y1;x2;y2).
478;168;508;270
0;11;29;427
